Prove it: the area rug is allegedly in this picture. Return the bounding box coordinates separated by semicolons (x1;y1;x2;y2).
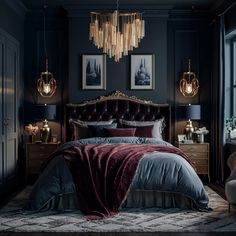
0;186;236;232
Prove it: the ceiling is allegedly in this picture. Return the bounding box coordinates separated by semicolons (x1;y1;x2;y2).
21;0;225;11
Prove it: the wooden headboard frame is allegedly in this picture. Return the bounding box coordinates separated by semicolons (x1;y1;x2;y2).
66;91;171;142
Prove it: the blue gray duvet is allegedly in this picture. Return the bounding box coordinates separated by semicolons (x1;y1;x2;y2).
26;137;209;211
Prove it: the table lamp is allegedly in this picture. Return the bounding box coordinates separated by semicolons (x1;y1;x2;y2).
33;104;57;143
176;104;201;140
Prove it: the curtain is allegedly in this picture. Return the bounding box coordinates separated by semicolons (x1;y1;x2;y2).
211;15;225;183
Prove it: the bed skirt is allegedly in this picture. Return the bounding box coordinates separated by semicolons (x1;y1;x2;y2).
122;189;196;209
41;189;197;211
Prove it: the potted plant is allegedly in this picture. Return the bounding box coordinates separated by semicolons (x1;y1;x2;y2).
24;124;39;143
226;116;236;141
194;127;209;143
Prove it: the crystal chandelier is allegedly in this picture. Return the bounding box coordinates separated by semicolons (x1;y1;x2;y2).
89;0;145;62
179;59;199;97
37;4;57;97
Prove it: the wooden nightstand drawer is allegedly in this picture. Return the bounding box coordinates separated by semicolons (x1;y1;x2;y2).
28;160;46;173
28;144;58;152
26;143;60;177
192;158;208;165
177;142;210;182
179;144;208;153
187;152;208;159
29;152;51;160
28;148;56;159
196;165;208;174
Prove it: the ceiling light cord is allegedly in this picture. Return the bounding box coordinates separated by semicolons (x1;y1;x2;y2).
43;4;48;71
36;1;57;98
116;0;119;12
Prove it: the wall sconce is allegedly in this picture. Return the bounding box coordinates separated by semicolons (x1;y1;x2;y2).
176;104;201;140
36;4;57;97
179;59;199;97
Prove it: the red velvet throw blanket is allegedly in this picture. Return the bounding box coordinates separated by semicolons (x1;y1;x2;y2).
50;144;194;220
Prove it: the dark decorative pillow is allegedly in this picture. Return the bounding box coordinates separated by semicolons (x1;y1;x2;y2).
122;124;153;137
71;119;115;140
88;123;117;137
106;128;136;137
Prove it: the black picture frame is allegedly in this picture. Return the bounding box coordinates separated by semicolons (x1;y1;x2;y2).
82;54;106;90
130;54;155;90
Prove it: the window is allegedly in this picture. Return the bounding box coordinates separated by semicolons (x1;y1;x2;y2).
225;36;236;120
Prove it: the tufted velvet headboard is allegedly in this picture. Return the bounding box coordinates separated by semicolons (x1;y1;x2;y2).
65;91;171;142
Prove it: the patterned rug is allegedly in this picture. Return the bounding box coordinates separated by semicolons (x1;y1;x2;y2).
0;186;236;232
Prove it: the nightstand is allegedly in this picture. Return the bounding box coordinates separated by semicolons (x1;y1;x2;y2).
26;142;60;178
177;142;210;182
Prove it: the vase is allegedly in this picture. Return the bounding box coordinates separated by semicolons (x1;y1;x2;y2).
197;134;204;143
230;129;236;140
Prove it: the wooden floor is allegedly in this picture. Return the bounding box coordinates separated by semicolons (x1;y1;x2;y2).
208;182;226;200
0;233;234;236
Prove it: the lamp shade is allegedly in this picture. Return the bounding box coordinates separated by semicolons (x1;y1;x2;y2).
176;104;201;120
33;104;57;121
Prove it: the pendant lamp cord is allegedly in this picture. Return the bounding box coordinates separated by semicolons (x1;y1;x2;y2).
43;3;48;71
116;0;119;11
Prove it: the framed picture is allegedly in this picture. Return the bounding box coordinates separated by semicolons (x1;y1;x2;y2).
177;134;187;143
130;54;155;90
82;54;106;90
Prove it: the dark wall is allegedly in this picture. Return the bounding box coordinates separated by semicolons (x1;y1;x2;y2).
24;8;68;141
22;4;225;182
168;19;212;141
225;4;236;34
24;8;67;105
23;5;214;146
67;9;212;139
0;1;25;44
68;15;168;104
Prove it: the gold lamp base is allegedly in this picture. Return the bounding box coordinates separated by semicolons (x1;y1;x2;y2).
185;120;194;140
40;119;51;143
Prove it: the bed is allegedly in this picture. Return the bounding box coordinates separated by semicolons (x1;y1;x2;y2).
25;91;209;219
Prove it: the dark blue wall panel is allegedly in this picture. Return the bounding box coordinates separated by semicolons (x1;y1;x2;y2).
0;1;24;44
225;4;236;34
68;16;168;104
167;19;211;142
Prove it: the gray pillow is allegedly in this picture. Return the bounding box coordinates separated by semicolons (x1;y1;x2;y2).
119;118;165;139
